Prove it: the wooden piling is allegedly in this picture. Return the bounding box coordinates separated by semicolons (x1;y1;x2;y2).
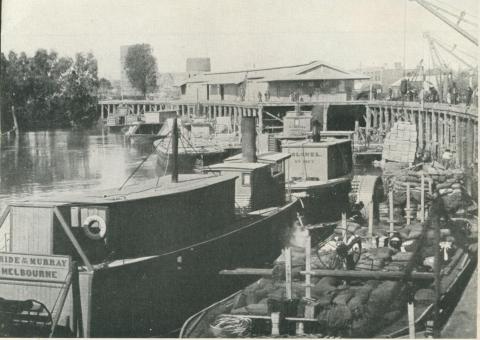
379;107;384;131
285;248;292;299
408;299;415;339
305;236;312;299
366;106;371;133
432;111;437;159
389;191;394;233
456;115;462;167
418;109;424;154
462;118;468;168
406;183;411;225
466;119;474;167
426;110;432;154
421;173;425;223
368;202;374;237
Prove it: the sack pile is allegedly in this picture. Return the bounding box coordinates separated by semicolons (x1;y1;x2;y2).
389;162;467;213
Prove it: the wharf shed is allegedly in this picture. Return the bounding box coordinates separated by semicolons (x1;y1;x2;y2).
178;60;369;103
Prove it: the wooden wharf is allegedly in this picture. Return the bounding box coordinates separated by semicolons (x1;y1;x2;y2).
99;99;478;167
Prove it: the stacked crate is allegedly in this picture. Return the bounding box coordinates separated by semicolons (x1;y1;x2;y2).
382;122;417;163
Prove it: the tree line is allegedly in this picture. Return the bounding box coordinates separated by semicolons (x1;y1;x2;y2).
0;49;107;131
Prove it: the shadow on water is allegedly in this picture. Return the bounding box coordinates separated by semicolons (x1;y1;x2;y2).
0;130;158;211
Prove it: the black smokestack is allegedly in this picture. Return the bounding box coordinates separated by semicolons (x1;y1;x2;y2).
171;117;179;183
241;116;257;163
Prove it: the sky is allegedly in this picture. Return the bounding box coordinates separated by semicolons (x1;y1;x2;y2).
1;0;478;79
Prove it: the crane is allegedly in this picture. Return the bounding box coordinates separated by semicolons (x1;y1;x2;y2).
424;32;477;70
410;0;478;46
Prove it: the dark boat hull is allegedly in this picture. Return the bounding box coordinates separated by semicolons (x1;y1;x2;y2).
156;149;231;175
87;201;297;337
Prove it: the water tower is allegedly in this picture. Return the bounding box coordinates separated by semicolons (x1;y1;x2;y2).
186;58;211;78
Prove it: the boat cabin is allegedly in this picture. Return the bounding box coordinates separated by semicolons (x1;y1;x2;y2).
0;174;237;337
143;110;176;124
0;175;236;264
282;139;352;182
190;120;214;140
125;122;162;136
207;152;290;212
282;110;312;138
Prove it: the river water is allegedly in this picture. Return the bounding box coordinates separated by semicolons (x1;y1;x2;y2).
0;130;158;213
0;129;381;215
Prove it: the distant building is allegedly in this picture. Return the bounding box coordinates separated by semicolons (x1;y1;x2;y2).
152;73;186;100
186;58;211;78
351;62;415;92
178;60;368;103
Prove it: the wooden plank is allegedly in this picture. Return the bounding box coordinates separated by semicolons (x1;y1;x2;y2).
53;207;93;272
0;205;11;230
219;268;273;276
49;265;73;337
300;269;434;281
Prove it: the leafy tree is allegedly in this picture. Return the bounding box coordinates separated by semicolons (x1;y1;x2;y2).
124;44;158;98
63;53;100;128
98;77;113;99
0;49;100;130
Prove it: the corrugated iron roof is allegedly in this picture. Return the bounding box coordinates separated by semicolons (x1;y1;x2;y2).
183;60;369;85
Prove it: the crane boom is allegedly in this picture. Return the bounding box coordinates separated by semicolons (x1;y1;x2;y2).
410;0;478;46
433;38;476;69
425;32;477;69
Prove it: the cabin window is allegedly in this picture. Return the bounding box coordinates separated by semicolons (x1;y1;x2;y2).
220;85;225;101
241;173;251;186
271;161;284;177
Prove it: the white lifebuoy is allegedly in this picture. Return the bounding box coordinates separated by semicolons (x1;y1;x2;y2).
82;215;107;240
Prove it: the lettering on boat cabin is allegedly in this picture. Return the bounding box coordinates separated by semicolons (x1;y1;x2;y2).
290;151;324;165
0;252;70;283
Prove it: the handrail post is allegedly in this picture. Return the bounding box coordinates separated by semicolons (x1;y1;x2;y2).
54;207;93;272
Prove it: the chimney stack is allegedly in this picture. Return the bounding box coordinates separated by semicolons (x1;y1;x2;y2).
171;118;179;182
241;116;257;163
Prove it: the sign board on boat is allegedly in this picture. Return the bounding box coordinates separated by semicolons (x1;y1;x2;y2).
0;252;71;283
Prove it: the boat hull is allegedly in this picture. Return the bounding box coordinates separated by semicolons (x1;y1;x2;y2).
156;149;231;175
86;200;297;337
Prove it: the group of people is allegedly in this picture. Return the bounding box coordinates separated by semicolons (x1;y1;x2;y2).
257;91;271;102
387;84;477;107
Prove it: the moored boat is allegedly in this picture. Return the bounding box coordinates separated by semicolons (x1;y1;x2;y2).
154;117;241;175
0;116;299;337
179;198;477;338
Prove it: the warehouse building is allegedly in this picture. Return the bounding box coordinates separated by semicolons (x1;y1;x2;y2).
178;60;369;103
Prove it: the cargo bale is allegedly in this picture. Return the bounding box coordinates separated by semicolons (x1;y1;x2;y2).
333;289;354;305
414;288;435;303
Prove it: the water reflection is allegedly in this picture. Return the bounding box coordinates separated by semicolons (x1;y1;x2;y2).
0;130;157;212
0;130;379;213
